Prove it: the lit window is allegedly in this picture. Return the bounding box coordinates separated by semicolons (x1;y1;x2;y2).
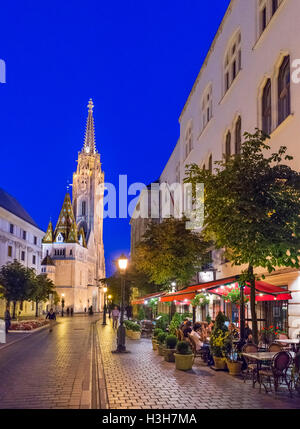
224;31;241;94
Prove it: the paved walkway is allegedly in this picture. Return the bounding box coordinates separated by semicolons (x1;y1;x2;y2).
97;321;300;409
0;315;99;409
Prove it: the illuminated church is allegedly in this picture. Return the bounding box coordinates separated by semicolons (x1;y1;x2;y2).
41;100;105;312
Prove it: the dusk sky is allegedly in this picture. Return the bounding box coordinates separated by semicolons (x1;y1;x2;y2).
0;0;230;276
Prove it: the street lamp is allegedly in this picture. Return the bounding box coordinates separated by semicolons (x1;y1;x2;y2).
102;286;108;325
61;294;65;317
113;253;128;353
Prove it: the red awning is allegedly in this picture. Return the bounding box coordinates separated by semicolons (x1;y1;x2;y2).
160;292;197;303
131;292;165;305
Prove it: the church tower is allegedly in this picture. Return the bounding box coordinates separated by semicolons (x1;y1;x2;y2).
72;99;105;281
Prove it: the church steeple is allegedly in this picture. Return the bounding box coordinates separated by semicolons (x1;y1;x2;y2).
53;192;79;243
82;99;96;155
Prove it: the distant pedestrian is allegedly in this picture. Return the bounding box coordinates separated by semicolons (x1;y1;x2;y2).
70;307;73;317
84;307;87;315
126;305;132;320
108;303;112;319
112;306;120;329
46;308;56;332
4;306;11;334
66;307;70;316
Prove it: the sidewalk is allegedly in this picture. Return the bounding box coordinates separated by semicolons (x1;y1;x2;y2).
97;321;300;409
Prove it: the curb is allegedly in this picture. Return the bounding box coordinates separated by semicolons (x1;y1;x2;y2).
0;323;50;351
95;321;109;409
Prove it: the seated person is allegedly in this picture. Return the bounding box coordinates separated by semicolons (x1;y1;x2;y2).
179;318;189;330
229;322;239;339
189;325;204;351
182;321;192;338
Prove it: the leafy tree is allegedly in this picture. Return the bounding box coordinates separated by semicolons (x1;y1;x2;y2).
27;274;57;317
0;260;34;319
134;217;211;290
185;130;300;343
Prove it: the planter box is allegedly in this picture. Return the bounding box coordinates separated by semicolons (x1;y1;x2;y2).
152;339;158;350
213;356;227;370
226;360;242;376
174;353;194;371
158;344;165;356
126;329;141;340
164;348;176;362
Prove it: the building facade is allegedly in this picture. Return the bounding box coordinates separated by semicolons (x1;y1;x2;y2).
0;188;44;316
136;0;300;337
42;100;106;313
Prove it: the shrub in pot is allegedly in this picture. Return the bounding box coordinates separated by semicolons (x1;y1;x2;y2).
157;332;167;356
174;341;194;371
124;320;141;339
224;334;242;375
152;328;163;350
210;312;228;370
164;335;178;362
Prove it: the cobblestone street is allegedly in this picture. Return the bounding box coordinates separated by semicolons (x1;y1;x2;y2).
97;321;300;410
0;315;98;409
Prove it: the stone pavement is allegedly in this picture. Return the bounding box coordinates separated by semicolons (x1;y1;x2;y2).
0;314;98;409
97;321;300;409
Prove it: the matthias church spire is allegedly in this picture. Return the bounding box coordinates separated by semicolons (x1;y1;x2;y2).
82;98;96;155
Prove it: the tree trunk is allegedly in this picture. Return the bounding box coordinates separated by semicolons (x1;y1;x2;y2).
248;265;258;345
12;301;16;319
35;299;39;317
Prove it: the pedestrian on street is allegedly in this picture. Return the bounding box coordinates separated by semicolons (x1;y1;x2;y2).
70;307;73;317
4;305;11;334
126;305;132;320
66;307;70;316
108;303;112;319
112;306;120;329
84;307;87;315
46;308;56;332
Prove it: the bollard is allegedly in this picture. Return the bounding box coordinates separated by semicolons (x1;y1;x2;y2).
0;319;6;344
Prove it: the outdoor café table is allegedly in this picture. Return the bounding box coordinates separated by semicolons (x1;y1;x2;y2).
242;351;296;388
275;339;300;353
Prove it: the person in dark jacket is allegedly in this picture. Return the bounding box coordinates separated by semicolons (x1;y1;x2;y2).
46;308;56;332
70;307;73;317
182;321;193;338
4;306;11;334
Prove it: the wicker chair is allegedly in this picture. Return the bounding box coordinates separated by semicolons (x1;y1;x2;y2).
242;343;258;386
259;351;292;395
268;343;282;352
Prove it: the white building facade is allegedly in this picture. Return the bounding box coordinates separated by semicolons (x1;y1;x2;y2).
158;0;300;337
0;188;44;316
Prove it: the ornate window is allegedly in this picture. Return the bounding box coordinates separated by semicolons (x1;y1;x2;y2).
262;79;272;134
235;117;242;154
278;56;290;125
225;132;231;162
185;123;193;159
224;31;241;94
202;85;213;129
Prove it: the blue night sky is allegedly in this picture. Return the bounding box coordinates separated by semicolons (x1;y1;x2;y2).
0;0;230;276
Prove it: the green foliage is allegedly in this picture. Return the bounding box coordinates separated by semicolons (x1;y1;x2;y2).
185;130;300;343
191;293;210;308
157;332;168;345
210;312;229;358
124;320;141;332
206;315;212;324
153;328;163;338
155;313;169;331
225;288;249;306
0;260;33;304
134;217;211;289
176;341;192;355
137;306;146;321
165;335;177;349
168;313;183;335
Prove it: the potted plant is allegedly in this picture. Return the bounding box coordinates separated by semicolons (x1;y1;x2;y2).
210;312;228;370
157;332;167;356
174;341;194;371
152;328;163;350
164;335;178;362
124;320;142;339
224;334;242;376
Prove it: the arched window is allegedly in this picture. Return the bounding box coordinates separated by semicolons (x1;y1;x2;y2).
82;201;86;216
202;85;213;129
258;0;284;36
224;32;241;93
278;56;290;125
208;155;213;173
262;79;272;134
185;123;193;159
225;132;231;161
235;117;242;154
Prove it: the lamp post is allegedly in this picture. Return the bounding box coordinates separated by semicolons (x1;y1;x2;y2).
113;254;128;353
102;286;108;325
61;294;65;317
